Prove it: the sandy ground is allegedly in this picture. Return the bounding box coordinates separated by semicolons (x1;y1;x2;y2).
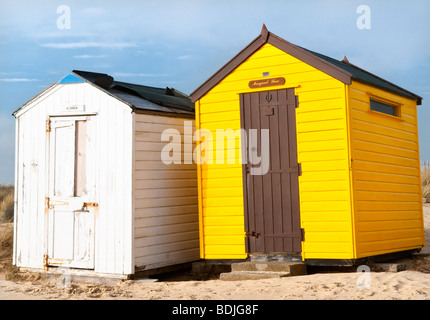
0;205;429;301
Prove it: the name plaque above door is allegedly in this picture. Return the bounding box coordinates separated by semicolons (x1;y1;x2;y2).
248;77;285;89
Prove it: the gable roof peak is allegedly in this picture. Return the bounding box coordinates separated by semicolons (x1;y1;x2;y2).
261;24;269;40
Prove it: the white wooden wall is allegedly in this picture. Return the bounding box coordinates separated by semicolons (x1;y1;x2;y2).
14;82;133;275
133;114;199;270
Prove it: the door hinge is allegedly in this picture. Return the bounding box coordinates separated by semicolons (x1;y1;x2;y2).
295;95;299;108
46;119;51;132
301;228;305;242
43;254;48;271
298;163;302;176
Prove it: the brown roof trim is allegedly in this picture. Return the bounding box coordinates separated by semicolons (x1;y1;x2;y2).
190;25;352;102
267;33;352;85
190;30;267;103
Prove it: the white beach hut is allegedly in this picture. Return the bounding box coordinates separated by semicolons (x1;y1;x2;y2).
12;70;199;279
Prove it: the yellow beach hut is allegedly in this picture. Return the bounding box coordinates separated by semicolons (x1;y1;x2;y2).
190;25;425;265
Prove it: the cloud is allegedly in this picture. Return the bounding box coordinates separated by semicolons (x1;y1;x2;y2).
178;55;192;60
73;54;107;59
80;7;106;15
0;78;38;82
41;42;138;49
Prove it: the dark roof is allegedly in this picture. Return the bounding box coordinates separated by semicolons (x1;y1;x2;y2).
301;48;422;104
190;25;422;105
73;70;195;116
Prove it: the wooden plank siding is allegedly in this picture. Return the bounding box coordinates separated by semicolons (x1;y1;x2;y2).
133;114;200;270
197;43;354;260
348;81;425;258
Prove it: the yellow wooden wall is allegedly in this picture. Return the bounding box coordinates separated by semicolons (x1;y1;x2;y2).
196;43;355;260
348;81;425;258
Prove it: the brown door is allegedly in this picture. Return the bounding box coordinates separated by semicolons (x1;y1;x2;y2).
240;88;301;254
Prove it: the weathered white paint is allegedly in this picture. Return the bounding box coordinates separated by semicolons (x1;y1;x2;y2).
14;79;199;276
14;82;133;275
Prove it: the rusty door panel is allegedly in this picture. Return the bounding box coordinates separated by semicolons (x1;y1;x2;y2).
241;89;301;254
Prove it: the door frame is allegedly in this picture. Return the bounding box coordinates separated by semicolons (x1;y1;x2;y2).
44;114;97;270
239;88;302;254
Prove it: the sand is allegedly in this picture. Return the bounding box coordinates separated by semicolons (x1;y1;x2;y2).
0;205;429;300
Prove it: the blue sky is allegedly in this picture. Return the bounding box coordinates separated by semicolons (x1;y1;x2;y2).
0;0;429;184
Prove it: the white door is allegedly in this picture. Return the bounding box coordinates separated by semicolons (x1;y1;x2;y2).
47;116;97;269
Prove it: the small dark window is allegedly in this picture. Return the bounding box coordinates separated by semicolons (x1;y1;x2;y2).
370;99;399;117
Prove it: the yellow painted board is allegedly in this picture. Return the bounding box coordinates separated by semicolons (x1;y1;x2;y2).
204;235;245;245
203;197;244;207
298;139;347;153
297;129;345;142
300;201;351;212
356;238;424;256
205;254;248;259
204;245;246;256
353;150;419;168
199;102;240;114
302;252;353;259
203;226;245;236
355;191;421;202
203;216;244;226
201;168;242;179
297;97;345;111
357;210;423;221
351;121;417;144
356;219;423;232
302;221;351;232
200;110;241;124
351;109;417;132
297;119;346;133
300;210;351;222
199;119;241;131
297;109;346;124
299;179;349;192
303;242;353;254
354;180;420;193
299;149;349;162
356;201;421;212
299;170;349;182
300;190;350;202
202;176;243;189
353;140;418;160
352;130;418;151
304;232;352;242
203;187;243;198
353;159;420;176
356;228;423;242
203;207;244;217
